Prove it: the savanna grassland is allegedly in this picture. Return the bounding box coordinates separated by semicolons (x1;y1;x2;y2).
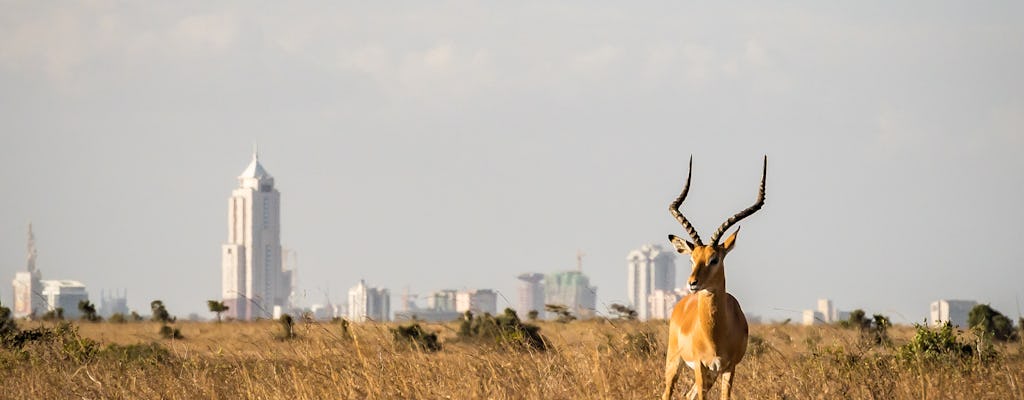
1;318;1022;399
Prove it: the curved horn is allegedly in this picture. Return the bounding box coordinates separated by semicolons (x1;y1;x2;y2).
710;156;767;246
669;156;703;246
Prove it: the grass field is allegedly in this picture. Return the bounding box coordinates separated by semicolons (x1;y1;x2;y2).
1;318;1022;399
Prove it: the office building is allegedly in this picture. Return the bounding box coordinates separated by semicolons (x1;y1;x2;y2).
221;151;293;320
456;289;498;315
347;279;390;322
545;271;597;319
516;273;545;315
627;244;677;320
11;224;43;318
930;299;977;328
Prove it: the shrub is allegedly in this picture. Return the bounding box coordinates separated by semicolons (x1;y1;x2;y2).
158;325;183;340
277;314;295;340
2;323;99;363
0;301;17;338
108;313;127;324
622;330;658;357
899;322;973;361
41;308;64;321
458;308;547;351
390;323;441;352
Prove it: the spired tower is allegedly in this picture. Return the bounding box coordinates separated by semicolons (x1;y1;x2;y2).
221;151;290;320
11;223;44;318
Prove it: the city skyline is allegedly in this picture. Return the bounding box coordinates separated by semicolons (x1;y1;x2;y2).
1;2;1022;323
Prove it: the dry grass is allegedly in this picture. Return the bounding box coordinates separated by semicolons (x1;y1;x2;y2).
1;319;1022;399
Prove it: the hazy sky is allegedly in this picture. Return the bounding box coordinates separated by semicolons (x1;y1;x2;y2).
1;2;1022;322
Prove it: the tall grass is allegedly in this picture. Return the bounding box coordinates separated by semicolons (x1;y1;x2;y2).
1;319;1021;399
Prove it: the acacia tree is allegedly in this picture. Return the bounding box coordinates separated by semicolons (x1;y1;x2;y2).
609;303;638;320
77;300;101;322
207;300;229;322
151;300;173;323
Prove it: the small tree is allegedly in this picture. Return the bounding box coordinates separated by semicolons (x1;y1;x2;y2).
207;300;229;322
968;304;1016;341
151;300;173;323
545;304;576;323
527;310;539;321
78;300;101;322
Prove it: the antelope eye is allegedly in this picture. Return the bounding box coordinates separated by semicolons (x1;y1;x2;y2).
708;257;719;266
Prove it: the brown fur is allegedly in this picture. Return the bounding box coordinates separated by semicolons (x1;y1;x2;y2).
663;231;748;400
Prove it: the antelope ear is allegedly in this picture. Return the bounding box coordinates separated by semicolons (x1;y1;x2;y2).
668;234;695;254
722;227;740;254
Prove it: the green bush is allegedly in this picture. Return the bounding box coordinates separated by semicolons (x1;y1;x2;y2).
968;304;1017;342
899;322;973;361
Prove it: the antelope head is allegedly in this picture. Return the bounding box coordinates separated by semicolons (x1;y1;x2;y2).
668;156;766;293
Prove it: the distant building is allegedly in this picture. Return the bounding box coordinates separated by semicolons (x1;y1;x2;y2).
930;299;977;328
347;280;390;322
221;151;293;320
394;288;463;322
41;280;89;319
11;223;44;318
545;271;597;319
648;289;685;320
427;289;458;312
99;289;129;317
627;244;677;320
802;309;823;325
516;273;545;315
456;289;498;315
802;298;848;326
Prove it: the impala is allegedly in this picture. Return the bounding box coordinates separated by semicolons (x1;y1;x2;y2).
662;156;766;400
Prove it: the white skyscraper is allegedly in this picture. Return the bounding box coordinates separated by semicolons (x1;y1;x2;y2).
11;223;43;318
627;244;677;320
221;151;291;320
648;289;685;320
516;273;545;316
347;280;390;322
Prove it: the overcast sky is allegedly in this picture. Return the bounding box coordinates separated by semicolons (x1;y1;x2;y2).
1;2;1021;322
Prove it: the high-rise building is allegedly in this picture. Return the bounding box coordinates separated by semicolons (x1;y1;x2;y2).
347;280;390;322
930;299;977;328
11;223;44;318
516;273;545;316
627;244;677;320
456;289;498;315
221;151;292;320
544;271;597;319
